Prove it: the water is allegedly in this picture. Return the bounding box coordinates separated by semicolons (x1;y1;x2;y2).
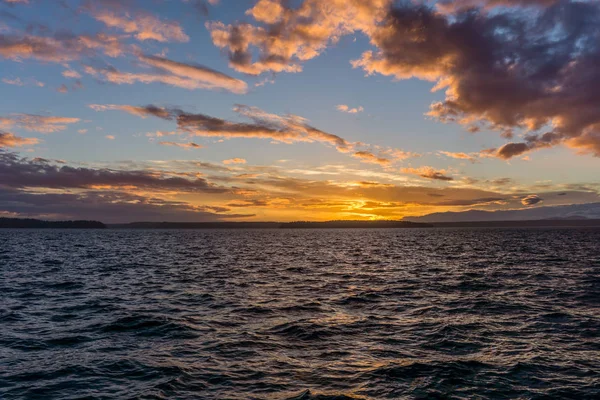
1;228;599;399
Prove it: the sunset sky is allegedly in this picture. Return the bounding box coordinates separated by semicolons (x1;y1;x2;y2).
1;0;599;222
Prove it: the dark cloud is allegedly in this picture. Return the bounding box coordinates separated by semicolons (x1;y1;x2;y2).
0;187;252;224
208;0;600;158
90;103;411;164
488;178;513;186
355;1;600;158
521;194;543;206
402;167;454;181
433;197;506;206
435;0;558;13
0;151;226;192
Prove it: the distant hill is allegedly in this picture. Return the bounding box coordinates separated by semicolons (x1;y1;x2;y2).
0;218;106;229
429;219;600;228
404;202;600;223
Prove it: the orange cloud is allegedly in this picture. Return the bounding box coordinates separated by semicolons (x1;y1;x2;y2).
0;32;127;63
88;104;171;119
0;114;79;133
401;167;454;181
84;60;246;93
137;54;247;94
91;103;413;166
223;158;247;164
209;1;600;160
352;151;390;165
439;151;478;163
207;0;391;75
0;131;39;147
91;9;189;43
336;104;364;114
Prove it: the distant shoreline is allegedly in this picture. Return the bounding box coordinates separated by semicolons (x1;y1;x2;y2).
3;217;600;229
0;218;106;229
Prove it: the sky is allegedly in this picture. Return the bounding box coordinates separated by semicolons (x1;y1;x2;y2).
1;0;600;223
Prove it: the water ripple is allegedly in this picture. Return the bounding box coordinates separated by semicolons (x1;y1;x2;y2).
1;228;599;399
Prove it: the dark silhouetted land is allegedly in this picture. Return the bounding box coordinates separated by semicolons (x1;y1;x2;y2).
3;218;600;230
279;220;431;229
110;220;432;229
430;219;600;228
0;218;106;229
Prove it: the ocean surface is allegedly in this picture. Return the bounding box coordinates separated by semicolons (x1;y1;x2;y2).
1;228;599;399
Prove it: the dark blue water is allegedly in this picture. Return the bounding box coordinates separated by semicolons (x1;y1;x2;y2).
1;228;599;399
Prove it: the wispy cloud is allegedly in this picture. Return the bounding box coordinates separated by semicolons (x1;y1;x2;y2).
84;57;247;93
336;104;364;114
0;114;79;133
137;54;247;94
352;151;390;165
223;158;246;164
2;77;44;87
401;167;454;181
0;32;127;63
90;9;189;43
438;151;478;163
159;141;203;149
90;103;414;166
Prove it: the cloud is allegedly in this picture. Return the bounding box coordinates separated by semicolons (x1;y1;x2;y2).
62;70;81;79
2;77;24;86
90;9;189;42
105;135;115;140
435;0;557;14
0;32;127;63
159;141;203;149
402;167;454;181
565;132;600;157
2;77;44;87
57;84;68;93
0;114;79;133
0;151;226;193
489;178;513;186
521;194;543;206
136;54;248;94
0;187;250;224
336;104;364;114
438;151;477;163
0;151;596;222
91;103;415;165
84;59;247;93
483;142;535;160
0;131;39;147
223;158;247;164
354;1;600;159
352;151;390;165
88;104;171;119
206;0;390;75
210;1;600;159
